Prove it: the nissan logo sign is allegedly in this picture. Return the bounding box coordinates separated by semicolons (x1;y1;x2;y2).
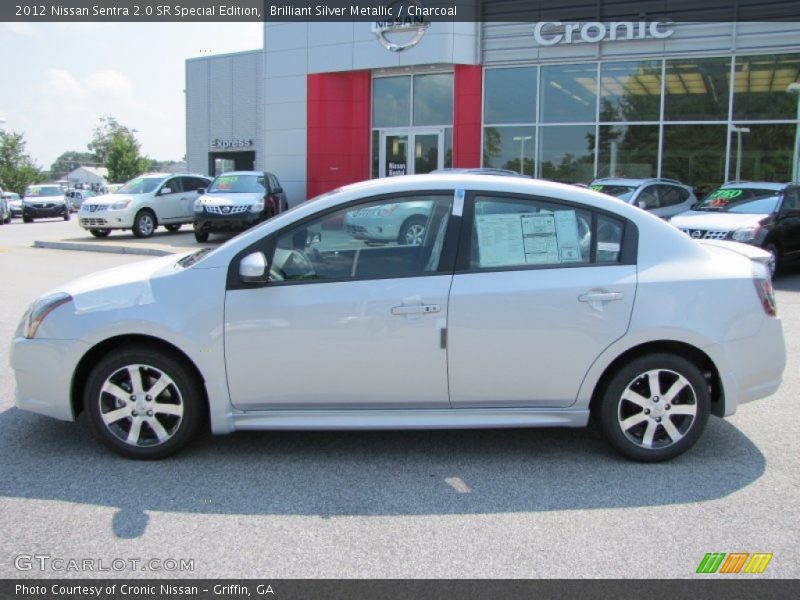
533;20;674;46
372;0;430;52
690;230;703;239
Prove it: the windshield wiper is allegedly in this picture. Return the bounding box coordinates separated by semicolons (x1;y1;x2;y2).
177;247;213;268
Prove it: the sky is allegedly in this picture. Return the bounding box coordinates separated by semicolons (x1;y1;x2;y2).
0;22;263;169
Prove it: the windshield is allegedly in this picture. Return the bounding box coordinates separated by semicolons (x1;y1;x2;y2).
208;174;265;194
25;186;63;197
589;184;637;201
695;187;781;214
116;177;164;194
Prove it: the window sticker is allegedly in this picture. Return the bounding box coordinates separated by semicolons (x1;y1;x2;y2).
215;176;238;190
588;184;603;192
26;186;43;196
476;209;583;267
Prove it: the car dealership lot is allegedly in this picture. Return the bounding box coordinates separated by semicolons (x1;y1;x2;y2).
0;235;798;578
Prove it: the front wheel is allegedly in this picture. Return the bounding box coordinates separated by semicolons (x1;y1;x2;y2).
398;216;427;246
63;211;70;221
23;216;33;223
85;345;205;459
90;228;111;238
194;229;209;243
596;353;710;462
132;210;156;238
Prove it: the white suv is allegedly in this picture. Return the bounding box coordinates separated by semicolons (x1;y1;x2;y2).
78;173;211;238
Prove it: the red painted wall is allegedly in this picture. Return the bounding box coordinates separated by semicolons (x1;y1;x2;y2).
453;64;483;168
307;71;371;198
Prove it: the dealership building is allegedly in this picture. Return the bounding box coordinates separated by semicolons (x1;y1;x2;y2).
186;16;800;204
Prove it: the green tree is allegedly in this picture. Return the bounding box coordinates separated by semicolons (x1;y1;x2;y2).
105;131;150;183
50;151;98;174
88;115;138;164
0;131;43;195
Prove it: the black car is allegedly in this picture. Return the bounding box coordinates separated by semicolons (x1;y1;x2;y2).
193;171;288;242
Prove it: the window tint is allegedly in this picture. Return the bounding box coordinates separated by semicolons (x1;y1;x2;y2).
636;186;660;209
181;177;205;192
657;185;689;208
162;178;182;194
269;194;453;283
470;195;592;269
782;187;800;211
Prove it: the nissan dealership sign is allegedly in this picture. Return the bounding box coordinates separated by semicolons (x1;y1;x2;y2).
534;21;675;46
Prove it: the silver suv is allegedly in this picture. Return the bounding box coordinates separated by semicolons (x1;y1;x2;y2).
589;178;697;219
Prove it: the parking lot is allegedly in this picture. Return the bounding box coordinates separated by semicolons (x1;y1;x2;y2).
1;217;798;578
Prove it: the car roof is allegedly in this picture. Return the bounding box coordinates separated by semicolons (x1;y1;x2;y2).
719;181;787;190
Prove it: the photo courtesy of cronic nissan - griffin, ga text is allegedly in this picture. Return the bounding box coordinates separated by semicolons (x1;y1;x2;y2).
10;175;786;461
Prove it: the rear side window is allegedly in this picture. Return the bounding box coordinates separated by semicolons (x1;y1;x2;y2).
657;185;689;208
468;194;629;270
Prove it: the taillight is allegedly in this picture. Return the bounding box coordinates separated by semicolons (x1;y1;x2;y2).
753;276;777;316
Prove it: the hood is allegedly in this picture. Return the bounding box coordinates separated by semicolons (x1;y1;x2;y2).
670;210;766;231
54;254;182;312
199;192;264;206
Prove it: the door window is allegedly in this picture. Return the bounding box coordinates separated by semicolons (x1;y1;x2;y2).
181;177;206;192
268;194;454;283
636;186;660;209
781;187;800;211
161;178;182;194
467;195;627;269
655;185;689;208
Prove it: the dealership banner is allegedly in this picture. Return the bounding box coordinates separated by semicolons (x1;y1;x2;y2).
2;579;799;599
4;0;800;22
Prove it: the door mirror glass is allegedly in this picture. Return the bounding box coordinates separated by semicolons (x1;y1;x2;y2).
239;252;268;284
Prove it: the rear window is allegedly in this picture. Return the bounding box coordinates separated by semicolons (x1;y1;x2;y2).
589;184;637;200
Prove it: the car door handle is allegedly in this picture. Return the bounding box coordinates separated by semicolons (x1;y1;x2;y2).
391;304;441;315
578;291;623;303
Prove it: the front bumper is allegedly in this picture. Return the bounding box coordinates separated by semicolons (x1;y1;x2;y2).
11;337;90;422
78;211;134;230
23;204;67;218
194;212;261;233
9;206;22;217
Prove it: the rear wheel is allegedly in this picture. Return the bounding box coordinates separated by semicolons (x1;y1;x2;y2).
597;353;710;462
23;216;33;223
89;228;111;238
132;210;156;238
194;229;209;243
165;224;181;232
85;345;205;459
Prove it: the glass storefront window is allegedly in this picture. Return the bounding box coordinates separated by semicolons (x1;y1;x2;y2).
444;128;453;168
541;64;597;123
664;57;731;121
371;130;380;179
373;76;411;128
728;124;795;182
539;125;595;182
599;61;662;122
483;126;536;175
662;125;728;194
597;125;659;178
484;67;537;124
413;73;454;126
734;54;800;121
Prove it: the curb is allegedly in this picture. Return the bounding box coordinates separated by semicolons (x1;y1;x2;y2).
33;240;174;257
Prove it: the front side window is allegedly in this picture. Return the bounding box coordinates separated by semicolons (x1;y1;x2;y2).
269;194;453;283
161;178;182;194
117;177;164;195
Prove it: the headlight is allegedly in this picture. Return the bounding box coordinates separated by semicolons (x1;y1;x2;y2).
250;200;264;213
20;292;73;339
731;225;759;242
110;199;132;210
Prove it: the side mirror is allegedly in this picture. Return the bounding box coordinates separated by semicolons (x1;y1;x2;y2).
197;188;206;195
690;202;700;210
239;252;268;284
160;187;172;195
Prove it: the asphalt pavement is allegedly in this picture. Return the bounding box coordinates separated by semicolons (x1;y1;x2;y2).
0;216;798;578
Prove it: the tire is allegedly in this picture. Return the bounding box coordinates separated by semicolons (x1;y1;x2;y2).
63;211;70;221
132;210;157;238
23;216;33;223
398;215;427;246
596;353;710;462
85;345;205;459
194;229;209;243
763;242;780;277
165;224;181;232
90;228;111;238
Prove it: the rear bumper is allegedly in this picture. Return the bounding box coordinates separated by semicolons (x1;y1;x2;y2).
709;316;786;416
